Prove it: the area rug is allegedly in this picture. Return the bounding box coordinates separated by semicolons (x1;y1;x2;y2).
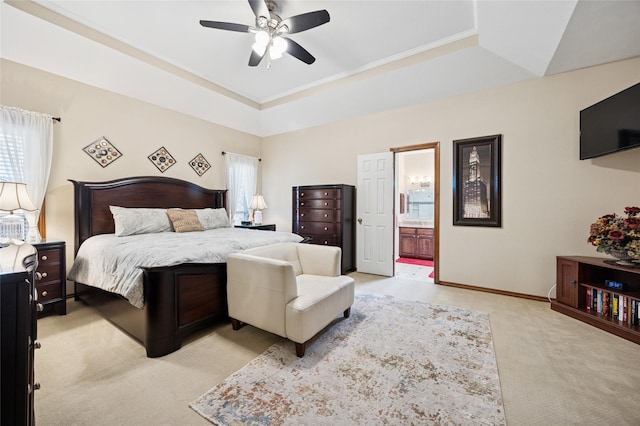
190;294;506;425
396;257;434;267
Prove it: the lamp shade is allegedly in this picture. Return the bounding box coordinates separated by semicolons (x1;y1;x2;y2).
249;195;267;210
0;182;38;212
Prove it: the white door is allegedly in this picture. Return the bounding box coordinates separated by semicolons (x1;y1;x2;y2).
356;152;394;276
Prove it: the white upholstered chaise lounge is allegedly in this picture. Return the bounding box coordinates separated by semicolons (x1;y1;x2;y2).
226;242;355;357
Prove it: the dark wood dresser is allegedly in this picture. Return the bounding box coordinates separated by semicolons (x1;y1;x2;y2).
292;184;356;274
1;244;39;426
32;240;66;315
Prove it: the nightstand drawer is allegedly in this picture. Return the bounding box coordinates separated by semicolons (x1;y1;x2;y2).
36;262;60;284
37;282;62;302
37;248;61;264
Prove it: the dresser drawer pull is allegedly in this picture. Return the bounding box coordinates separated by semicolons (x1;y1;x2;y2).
301;213;305;217
42;290;48;297
324;192;328;195
301;225;305;229
324;227;328;231
324;202;328;206
323;241;328;245
35;272;42;281
324;214;328;218
300;192;305;197
41;255;48;261
36;303;44;312
41;272;48;278
301;202;305;206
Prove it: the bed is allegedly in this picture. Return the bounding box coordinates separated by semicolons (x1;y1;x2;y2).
68;176;301;357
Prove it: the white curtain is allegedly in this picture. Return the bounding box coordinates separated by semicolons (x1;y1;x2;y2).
225;153;258;224
0;106;54;241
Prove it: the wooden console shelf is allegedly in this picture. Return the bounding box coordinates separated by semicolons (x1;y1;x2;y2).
551;256;640;344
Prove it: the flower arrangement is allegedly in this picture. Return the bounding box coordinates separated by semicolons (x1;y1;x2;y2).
588;206;640;259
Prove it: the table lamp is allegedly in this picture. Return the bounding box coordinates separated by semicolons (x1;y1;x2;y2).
0;182;38;240
249;194;267;225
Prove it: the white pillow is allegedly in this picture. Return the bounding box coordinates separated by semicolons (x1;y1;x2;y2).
195;208;231;230
109;206;172;237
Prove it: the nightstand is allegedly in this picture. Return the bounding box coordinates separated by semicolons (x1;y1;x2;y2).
32;240;66;315
235;223;276;231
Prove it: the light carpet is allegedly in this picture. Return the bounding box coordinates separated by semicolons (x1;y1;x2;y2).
191;293;505;425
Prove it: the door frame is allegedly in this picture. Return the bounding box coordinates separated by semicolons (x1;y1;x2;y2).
391;142;440;283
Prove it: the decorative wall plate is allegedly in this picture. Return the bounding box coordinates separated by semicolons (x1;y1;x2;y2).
148;147;176;173
189;153;211;176
82;137;122;168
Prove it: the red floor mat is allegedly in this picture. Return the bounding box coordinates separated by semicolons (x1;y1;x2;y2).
396;257;434;267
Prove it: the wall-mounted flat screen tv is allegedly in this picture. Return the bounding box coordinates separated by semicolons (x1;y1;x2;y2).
580;82;640;160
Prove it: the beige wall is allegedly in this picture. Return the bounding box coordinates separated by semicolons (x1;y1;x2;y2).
3;57;639;299
262;57;640;298
1;59;262;276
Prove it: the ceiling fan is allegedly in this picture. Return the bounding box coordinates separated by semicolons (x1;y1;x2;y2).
200;0;330;67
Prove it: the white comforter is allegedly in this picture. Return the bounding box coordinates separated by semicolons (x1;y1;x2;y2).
68;227;303;308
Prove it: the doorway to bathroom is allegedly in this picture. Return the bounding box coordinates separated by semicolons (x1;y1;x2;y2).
393;143;439;282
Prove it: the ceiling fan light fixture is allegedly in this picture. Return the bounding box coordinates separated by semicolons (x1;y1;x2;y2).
201;0;329;67
252;30;269;53
272;36;287;55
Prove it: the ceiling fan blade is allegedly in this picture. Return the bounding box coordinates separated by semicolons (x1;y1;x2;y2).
249;48;266;67
200;20;251;33
283;37;315;64
280;10;330;34
248;0;270;19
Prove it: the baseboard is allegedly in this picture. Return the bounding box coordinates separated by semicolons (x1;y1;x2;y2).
437;280;549;302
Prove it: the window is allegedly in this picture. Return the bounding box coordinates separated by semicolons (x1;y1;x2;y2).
0;132;28;239
0;132;25;182
0;106;54;241
224;153;259;225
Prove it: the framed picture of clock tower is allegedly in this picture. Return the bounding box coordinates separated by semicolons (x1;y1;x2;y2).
453;134;502;227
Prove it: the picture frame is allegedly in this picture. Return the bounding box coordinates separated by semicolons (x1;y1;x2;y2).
453;134;502;227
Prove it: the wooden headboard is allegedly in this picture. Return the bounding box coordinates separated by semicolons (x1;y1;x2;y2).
69;176;227;253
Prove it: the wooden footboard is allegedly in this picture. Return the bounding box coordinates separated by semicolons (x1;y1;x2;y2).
75;262;228;357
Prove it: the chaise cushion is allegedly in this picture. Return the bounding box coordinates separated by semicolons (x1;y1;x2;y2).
285;274;355;344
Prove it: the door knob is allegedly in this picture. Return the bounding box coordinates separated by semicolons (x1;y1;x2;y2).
357;217;363;224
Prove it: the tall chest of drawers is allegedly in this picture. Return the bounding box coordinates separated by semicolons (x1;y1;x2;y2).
292;184;356;274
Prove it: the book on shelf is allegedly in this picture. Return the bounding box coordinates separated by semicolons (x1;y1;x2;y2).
581;284;640;326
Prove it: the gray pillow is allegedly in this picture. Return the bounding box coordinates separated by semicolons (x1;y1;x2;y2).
195;208;231;230
109;206;172;237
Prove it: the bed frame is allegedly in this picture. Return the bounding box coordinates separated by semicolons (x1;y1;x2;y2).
70;176;229;357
